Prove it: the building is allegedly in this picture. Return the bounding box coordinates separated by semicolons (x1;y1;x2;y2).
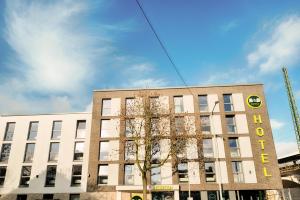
0;113;91;200
87;84;283;200
0;84;283;200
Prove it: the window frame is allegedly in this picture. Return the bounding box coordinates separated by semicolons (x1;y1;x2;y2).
98;164;108;185
226;115;237;133
0;166;7;186
229;138;240;157
48;142;59;162
151;164;161;185
71;165;82;186
19;166;31;187
101;99;112;116
4;122;15;141
200;115;211;133
205;162;216;182
0;143;12;162
199;95;208;112
76;120;86;139
124;164;134;185
232;161;244;183
203;138;214;158
24;143;35;163
174;96;184;113
99;141;109;161
178;162;188;183
45;165;57;187
27;121;39;140
223;94;234;112
73;142;84;161
51;121;62;140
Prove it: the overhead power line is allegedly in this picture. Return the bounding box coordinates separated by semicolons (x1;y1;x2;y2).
134;0;194;94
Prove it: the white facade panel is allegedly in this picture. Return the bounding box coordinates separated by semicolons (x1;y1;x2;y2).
188;162;200;184
160;139;171;160
159;96;169;112
212;137;225;158
183;95;194;113
161;162;172;184
208;94;220;112
134;164;142;185
232;93;245;112
239;137;253;157
108;164;119;185
215;161;228;183
108;140;119;161
211;115;222;135
187;139;198;159
242;161;257;183
111;98;121;116
236;114;249;134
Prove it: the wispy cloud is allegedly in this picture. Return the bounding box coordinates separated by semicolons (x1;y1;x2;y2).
275;141;298;158
126;78;167;88
247;15;300;73
270;119;285;130
220;20;239;33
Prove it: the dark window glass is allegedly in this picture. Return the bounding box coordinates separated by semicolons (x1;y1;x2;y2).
226;115;236;133
19;166;31;187
0;144;11;162
98;164;108;185
28;122;38;140
200;116;211;133
24;143;35;162
199;95;208;112
43;194;53;199
45;166;57;187
178;163;188;183
4;122;15;141
229;138;240;157
205;162;216;182
16;195;27;200
69;194;80;200
71;165;82;186
48;142;59;162
51;121;62;140
74;142;84;161
0;166;7;186
223;94;233;112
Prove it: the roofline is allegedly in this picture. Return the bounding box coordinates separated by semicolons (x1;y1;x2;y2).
278;151;300;159
1;112;91;117
93;83;264;92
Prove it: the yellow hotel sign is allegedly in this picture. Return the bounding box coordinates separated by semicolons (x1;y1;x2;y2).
248;95;271;177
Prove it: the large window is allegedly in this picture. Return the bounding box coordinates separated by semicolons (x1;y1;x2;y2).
99;141;109;161
4;122;15;141
19;166;31;187
24;143;35;162
45;165;57;187
0;144;11;162
205;162;216;182
102;99;111;116
28;122;38;140
98;164;108;185
125;119;134;137
174;96;184;113
126;98;135;115
43;194;53;199
74;142;84;161
150;97;159;113
76;120;86;139
232;161;244;183
51;121;62;140
226;115;236;133
203;139;214;158
69;194;80;200
229;138;240;157
178;163;188;183
124;164;134;185
0;166;7;186
223;94;233;112
125;141;135;160
199;95;208;112
152;141;160;161
175;117;184;135
100;119;111;138
200;116;210;133
151;118;159;136
151;165;161;185
71;165;82;186
16;195;27;200
48;142;59;162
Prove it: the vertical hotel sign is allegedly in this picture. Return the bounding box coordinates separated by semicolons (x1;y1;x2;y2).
247;95;272;177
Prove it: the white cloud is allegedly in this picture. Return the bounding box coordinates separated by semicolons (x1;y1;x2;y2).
247;15;300;73
127;78;167;88
220;20;239;33
128;63;154;73
270;119;285;130
275;141;298;158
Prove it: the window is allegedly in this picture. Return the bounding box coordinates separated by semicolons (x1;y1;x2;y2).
125;141;135;160
199;95;208;112
43;194;53;199
203;139;214;158
126;98;135;115
98;165;108;184
45;165;57;187
174;96;184;113
178;163;188;183
151;118;159;136
151;165;161;185
24;143;35;162
69;194;80;200
175;117;184;134
229;138;240;157
4;122;15;141
71;165;82;186
100;119;111;138
74;142;84;161
124;164;134;185
226;115;236;133
99;141;109;161
152;141;160;161
19;166;31;187
125;119;134;137
0;144;11;162
150;97;159;113
205;162;216;182
102;99;111;116
28;122;38;140
16;195;27;200
48;142;59;162
200;116;211;133
51;121;62;140
0;166;7;186
76;120;86;139
232;161;244;183
223;94;233;112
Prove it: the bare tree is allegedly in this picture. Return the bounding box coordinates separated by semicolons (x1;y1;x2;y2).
120;91;199;200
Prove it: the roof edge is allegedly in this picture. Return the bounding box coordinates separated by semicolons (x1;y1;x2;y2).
1;112;91;117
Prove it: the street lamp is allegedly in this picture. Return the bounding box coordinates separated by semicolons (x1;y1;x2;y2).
211;101;223;200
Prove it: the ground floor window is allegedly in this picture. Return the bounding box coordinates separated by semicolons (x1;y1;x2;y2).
69;194;80;200
152;192;174;200
43;194;53;199
179;191;200;200
16;194;27;200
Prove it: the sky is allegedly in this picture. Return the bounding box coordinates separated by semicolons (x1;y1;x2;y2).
0;0;300;157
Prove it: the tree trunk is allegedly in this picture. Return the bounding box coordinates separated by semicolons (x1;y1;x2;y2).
142;172;147;200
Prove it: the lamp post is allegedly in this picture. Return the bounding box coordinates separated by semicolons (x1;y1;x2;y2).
211;101;223;200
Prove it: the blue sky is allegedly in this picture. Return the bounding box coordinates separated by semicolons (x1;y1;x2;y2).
0;0;300;157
